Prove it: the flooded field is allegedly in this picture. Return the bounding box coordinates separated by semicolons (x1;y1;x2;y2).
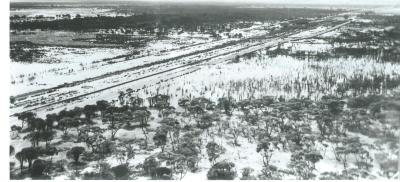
136;39;400;107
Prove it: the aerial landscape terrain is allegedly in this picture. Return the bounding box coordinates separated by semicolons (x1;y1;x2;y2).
8;0;400;180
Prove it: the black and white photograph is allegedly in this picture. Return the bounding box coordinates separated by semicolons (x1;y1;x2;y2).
4;0;400;180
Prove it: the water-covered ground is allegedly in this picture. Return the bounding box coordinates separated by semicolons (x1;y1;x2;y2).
136;39;400;107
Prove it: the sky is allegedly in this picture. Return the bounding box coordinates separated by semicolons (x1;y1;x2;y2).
9;0;400;6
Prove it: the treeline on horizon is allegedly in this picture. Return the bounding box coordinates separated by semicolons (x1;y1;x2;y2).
10;7;341;31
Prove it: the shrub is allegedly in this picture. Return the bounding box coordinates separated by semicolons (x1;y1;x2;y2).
67;147;85;163
98;140;115;158
82;162;114;180
36;146;58;157
319;172;345;180
151;167;172;179
143;156;159;175
53;159;67;173
347;95;382;109
31;159;47;178
111;164;130;180
83;172;113;180
207;161;237;180
378;159;398;178
258;165;282;180
153;131;167;152
240;167;256;180
11;125;22;132
206;142;225;164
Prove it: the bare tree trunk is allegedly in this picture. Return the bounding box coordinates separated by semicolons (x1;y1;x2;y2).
19;160;23;173
142;127;148;148
111;131;116;140
398;134;400;180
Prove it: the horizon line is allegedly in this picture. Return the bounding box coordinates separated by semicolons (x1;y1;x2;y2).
9;0;400;6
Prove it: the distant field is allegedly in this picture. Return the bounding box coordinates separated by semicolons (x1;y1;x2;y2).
373;7;400;15
10;30;121;47
10;7;114;17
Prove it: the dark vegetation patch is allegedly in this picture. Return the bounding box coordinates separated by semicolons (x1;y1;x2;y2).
10;7;342;31
10;41;46;63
